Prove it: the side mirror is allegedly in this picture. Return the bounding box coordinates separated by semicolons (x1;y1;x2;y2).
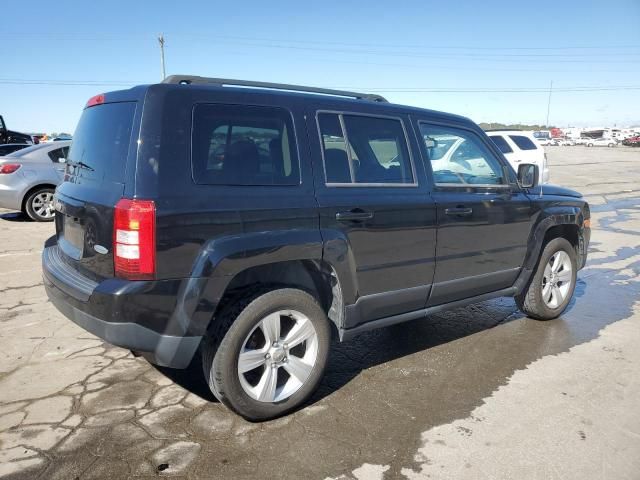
517;163;539;188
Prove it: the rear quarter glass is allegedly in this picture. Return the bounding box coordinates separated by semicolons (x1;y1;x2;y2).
65;102;137;186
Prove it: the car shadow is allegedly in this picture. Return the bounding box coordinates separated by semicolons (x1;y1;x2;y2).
148;255;635;413
0;211;29;222
153;355;217;403
152;299;524;407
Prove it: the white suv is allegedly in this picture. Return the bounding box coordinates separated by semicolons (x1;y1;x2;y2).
586;138;617;147
487;130;549;184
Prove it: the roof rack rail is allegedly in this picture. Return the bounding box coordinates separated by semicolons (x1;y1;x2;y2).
162;75;388;103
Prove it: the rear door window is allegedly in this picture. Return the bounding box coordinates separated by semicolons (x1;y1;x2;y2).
318;113;414;185
66;102;136;184
192;104;299;186
509;135;538;150
488;135;513;154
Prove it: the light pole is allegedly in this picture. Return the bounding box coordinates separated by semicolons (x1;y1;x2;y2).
545;80;553;128
158;34;166;81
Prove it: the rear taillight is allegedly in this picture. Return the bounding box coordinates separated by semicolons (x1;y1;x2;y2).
114;199;156;280
0;164;21;174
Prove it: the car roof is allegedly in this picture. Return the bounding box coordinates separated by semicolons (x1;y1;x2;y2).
101;80;475;128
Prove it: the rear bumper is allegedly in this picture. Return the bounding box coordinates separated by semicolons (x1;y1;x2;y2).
0;182;23;211
42;245;202;368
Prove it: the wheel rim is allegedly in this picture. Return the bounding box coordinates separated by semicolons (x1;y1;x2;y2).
542;250;573;309
31;192;55;218
237;309;319;403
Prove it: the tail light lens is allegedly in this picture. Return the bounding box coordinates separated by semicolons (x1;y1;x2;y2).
114;199;156;280
86;93;105;108
0;164;21;174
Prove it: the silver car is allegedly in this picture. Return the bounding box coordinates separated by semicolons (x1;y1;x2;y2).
0;141;71;221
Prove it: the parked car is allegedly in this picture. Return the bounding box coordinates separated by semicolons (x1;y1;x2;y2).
0;141;70;221
556;138;575;146
0;115;36;145
574;137;592;146
486;130;549;183
43;77;590;420
586;138;616;147
536;137;553;146
0;143;30;156
622;136;640;147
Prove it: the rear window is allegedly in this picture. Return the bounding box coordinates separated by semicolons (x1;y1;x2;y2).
66;102;136;183
192;104;299;186
6;143;47;157
488;135;513;154
48;146;69;163
509;135;538;151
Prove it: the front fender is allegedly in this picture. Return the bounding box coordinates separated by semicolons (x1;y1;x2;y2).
514;203;588;293
523;206;586;270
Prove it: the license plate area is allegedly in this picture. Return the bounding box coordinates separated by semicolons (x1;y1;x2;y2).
60;215;85;260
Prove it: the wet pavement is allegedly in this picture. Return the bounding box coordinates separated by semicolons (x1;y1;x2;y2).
1;146;639;479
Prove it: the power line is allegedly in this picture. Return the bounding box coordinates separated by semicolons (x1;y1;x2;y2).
2;31;639;52
1;78;638;93
170;38;640;62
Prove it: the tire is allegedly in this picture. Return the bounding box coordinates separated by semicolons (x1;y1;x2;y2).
516;237;577;320
608;143;614;147
202;288;331;421
25;188;55;222
587;143;593;147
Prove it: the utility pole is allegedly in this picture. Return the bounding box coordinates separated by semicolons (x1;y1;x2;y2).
158;34;166;81
545;80;553;128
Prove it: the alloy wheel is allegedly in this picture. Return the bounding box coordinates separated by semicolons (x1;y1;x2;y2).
237;309;319;403
31;192;55;219
541;250;573;308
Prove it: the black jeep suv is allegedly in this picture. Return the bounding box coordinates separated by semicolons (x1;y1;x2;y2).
43;76;590;420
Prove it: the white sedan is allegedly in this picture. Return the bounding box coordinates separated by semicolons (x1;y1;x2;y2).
586;138;617;147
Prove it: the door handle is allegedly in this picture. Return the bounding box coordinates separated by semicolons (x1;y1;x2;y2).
444;207;473;217
336;210;374;222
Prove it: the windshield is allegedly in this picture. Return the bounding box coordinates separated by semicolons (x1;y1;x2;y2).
424;135;459;160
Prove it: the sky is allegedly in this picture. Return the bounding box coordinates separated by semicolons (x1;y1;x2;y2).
2;0;639;134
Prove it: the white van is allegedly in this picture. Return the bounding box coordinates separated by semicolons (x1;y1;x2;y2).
486;130;549;184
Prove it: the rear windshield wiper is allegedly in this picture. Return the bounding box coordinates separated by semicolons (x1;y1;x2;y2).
66;159;94;172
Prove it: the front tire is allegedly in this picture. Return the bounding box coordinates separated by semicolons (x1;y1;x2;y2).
25;188;55;222
516;237;577;320
202;288;331;421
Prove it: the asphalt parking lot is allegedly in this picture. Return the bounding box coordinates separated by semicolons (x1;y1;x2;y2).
1;146;639;479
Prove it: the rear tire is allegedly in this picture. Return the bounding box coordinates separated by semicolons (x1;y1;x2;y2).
202;288;331;421
25;188;55;222
516;237;577;320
